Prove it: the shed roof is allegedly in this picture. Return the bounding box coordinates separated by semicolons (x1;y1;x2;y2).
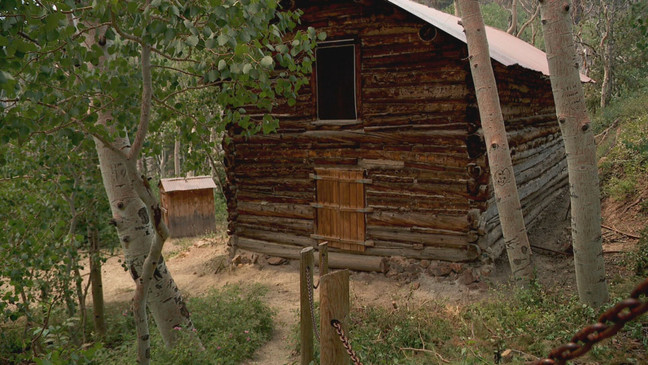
159;176;217;193
387;0;590;82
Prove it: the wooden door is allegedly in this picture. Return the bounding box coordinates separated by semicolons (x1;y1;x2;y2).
312;168;372;252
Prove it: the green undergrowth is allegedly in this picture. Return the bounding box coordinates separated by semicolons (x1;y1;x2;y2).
594;85;648;204
94;284;273;365
297;277;648;364
1;284;273;364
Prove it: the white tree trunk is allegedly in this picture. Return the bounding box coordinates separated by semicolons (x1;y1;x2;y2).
93;129;198;350
458;0;534;281
540;0;608;307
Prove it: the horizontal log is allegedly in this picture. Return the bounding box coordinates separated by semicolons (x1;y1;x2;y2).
235;237;388;272
236;214;313;233
237;227;315;247
366;226;469;248
237;201;314;220
368;210;469;231
365;243;480;262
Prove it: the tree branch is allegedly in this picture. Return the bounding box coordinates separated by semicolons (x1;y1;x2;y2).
517;4;540;38
152;64;202;78
110;9;143;44
152;96;199;124
151;47;198;63
160;81;223;103
128;45;152;160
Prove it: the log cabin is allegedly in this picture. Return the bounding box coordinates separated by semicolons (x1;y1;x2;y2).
223;0;576;271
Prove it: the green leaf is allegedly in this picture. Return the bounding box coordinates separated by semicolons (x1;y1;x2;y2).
318;32;327;41
260;56;273;68
242;63;253;74
185;35;199;47
218;59;227;71
217;34;229;46
207;69;218;82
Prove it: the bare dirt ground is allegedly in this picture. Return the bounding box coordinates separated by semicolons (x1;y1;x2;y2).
99;192;644;365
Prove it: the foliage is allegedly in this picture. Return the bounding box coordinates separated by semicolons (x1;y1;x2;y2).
1;0;318;359
0;135;115;348
93;285;273;364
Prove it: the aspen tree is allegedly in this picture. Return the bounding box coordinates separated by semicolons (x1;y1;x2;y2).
458;0;535;281
539;0;608;307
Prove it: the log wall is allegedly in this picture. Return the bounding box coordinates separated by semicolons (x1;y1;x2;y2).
223;0;566;265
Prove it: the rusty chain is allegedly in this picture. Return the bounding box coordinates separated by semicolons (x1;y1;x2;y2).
331;319;363;365
534;277;648;364
305;266;320;342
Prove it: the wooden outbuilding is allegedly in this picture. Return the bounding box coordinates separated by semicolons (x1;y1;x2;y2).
223;0;577;269
159;176;218;238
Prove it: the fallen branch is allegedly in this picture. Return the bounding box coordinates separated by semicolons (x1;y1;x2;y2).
601;224;640;239
400;347;450;363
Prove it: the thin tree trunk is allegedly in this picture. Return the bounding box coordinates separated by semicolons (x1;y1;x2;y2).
88;225;106;338
539;0;608;307
599;3;614;108
174;136;181;176
508;0;519;34
458;0;534;281
454;0;461;17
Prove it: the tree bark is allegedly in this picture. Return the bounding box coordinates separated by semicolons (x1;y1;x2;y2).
88;226;106;338
454;0;461;17
539;0;608;307
458;0;534;281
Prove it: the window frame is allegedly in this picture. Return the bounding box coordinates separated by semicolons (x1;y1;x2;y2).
314;39;360;122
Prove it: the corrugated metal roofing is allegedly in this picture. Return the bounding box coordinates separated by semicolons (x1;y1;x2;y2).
387;0;591;82
159;176;217;192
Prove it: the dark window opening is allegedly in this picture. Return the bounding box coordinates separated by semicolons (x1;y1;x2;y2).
316;43;357;120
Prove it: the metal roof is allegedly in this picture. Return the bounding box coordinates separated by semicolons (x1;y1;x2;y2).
159;176;217;192
387;0;591;82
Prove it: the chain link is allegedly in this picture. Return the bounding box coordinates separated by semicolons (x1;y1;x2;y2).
534;277;648;364
331;319;363;365
305;266;320;342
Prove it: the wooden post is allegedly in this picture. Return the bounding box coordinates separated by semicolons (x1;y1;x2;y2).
300;247;315;365
320;270;350;365
319;241;329;277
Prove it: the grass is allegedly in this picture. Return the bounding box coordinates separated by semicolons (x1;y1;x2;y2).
594;86;648;202
1;284;273;364
296;277;648;365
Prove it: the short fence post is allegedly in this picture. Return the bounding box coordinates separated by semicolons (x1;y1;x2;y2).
320;270;350;365
319;241;329;277
300;247;315;365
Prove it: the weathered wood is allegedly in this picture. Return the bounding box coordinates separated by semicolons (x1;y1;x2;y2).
367;226;469;248
300;247;315;365
320;270;351;365
237;238;388;272
319;242;329;276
